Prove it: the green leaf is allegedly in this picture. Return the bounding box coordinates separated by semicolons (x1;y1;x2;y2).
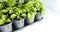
0;19;5;25
28;12;35;20
21;13;26;17
1;9;8;13
0;3;3;9
25;1;33;7
2;14;7;20
0;0;3;2
17;15;20;19
6;7;10;10
40;2;44;8
17;3;22;8
31;0;40;4
25;7;30;12
10;14;16;19
19;0;24;3
2;0;7;2
6;0;16;7
35;2;41;10
9;10;13;14
6;18;11;23
41;9;46;16
22;8;26;13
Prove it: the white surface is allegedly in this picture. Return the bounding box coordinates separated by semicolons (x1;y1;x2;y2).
16;7;60;32
41;0;60;14
17;0;60;32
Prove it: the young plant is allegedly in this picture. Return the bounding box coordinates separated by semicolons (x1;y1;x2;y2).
27;12;36;20
6;0;16;7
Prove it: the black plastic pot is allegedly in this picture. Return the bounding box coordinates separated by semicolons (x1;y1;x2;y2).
34;12;43;21
0;22;12;32
12;18;25;29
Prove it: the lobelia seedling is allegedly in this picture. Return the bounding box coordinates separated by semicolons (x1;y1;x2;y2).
14;8;26;20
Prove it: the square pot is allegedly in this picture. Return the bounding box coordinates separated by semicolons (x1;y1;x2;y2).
12;18;25;29
0;22;12;32
25;17;34;25
34;12;43;21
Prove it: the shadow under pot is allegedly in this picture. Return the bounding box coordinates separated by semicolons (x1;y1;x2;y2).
0;22;12;32
25;17;34;25
34;12;43;21
12;18;25;29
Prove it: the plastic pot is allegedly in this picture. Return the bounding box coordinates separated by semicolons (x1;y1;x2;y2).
12;18;25;29
25;17;34;25
34;12;43;21
0;22;12;32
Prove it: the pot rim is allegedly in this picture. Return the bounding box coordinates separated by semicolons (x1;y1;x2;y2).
0;22;12;26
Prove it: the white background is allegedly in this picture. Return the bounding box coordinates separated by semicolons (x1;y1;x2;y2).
17;0;60;32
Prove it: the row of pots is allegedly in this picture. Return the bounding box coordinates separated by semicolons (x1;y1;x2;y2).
0;12;43;32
